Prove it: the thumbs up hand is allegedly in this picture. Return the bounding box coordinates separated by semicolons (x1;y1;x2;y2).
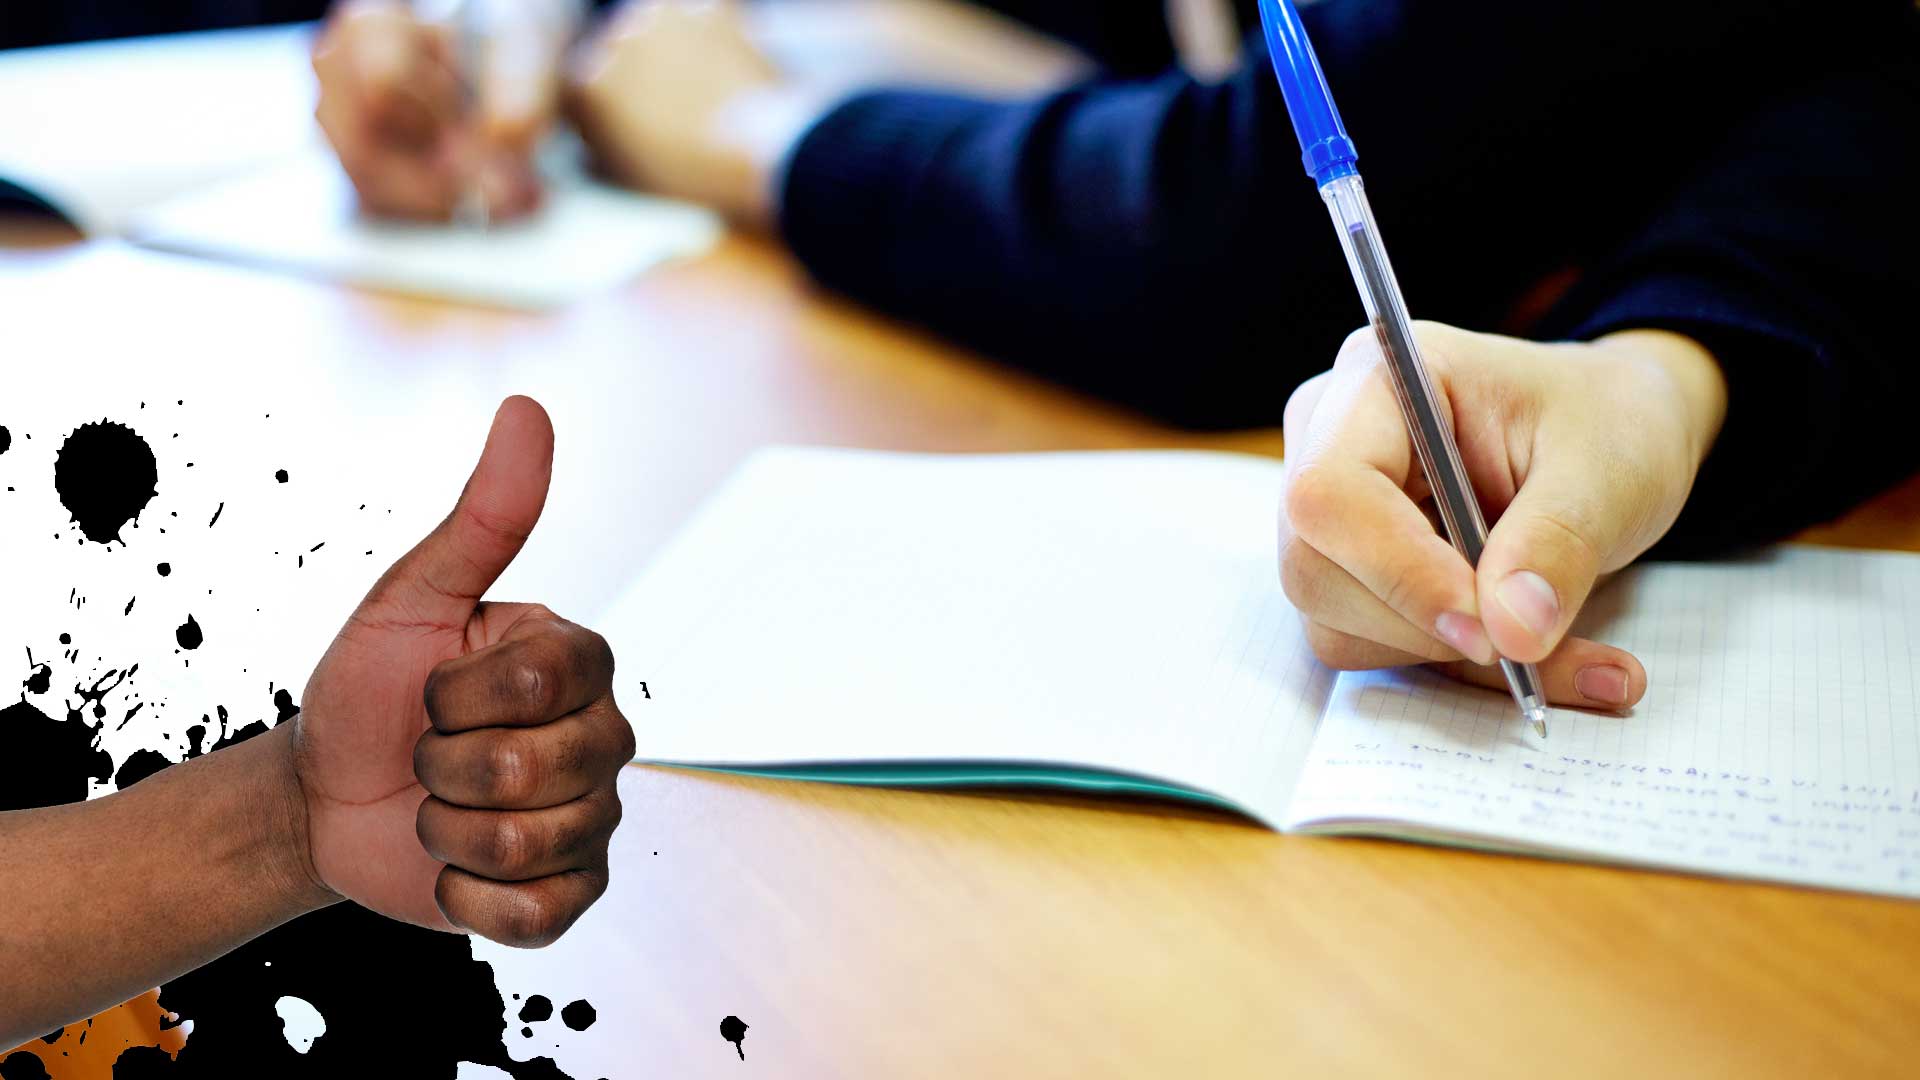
291;397;633;946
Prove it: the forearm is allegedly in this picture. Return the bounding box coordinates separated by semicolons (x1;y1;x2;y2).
0;723;336;1044
1540;46;1920;555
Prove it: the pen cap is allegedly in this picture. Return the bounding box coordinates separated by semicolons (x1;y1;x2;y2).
1255;0;1358;185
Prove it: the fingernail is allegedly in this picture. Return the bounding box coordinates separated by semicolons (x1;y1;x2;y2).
1574;664;1630;707
1434;611;1495;665
1496;570;1560;641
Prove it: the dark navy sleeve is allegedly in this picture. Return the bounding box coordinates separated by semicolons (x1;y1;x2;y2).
1539;51;1920;557
777;0;1913;431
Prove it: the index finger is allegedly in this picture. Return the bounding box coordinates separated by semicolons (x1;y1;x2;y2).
423;610;615;733
1283;337;1491;664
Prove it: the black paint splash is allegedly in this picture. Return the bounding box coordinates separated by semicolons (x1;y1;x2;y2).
114;747;173;790
74;664;137;722
129;901;579;1079
275;469;289;483
518;996;553;1023
176;615;203;650
560;1001;596;1032
0;699;113;811
0;425;11;455
0;1048;52;1079
720;1016;748;1061
54;420;158;545
158;562;172;577
23;650;51;695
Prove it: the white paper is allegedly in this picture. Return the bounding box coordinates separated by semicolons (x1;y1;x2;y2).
0;25;321;234
601;447;1331;816
126;149;722;310
1286;547;1920;898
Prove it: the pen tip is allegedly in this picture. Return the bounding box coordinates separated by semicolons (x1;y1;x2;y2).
1527;706;1548;739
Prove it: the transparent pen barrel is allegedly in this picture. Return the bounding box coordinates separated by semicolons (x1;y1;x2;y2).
1318;173;1491;564
1317;174;1548;723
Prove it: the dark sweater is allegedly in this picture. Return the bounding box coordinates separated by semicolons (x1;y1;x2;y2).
780;0;1920;555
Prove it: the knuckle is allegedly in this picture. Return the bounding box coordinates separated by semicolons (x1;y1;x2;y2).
1282;465;1338;539
583;627;616;678
486;814;536;876
486;732;545;803
1336;325;1377;367
613;712;637;763
501;653;560;718
505;889;568;948
603;790;625;837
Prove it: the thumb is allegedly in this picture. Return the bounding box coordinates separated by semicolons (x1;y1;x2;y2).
362;396;554;628
1476;458;1626;665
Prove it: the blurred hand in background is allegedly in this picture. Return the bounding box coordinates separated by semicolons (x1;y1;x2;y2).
313;0;581;220
565;0;828;227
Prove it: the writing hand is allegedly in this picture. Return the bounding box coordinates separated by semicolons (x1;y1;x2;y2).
313;0;569;221
1278;323;1728;710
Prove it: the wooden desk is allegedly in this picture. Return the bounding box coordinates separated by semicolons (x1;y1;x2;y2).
5;219;1917;1078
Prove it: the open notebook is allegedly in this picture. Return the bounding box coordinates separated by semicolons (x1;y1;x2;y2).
600;448;1920;900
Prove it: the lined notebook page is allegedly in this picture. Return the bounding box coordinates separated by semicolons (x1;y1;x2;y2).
602;448;1330;817
1285;546;1920;898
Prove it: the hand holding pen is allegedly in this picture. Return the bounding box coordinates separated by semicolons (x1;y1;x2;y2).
1259;0;1728;727
313;0;577;222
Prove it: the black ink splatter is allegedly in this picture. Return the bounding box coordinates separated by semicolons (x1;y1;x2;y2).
560;1000;596;1031
125;596;137;616
519;996;553;1023
114;748;172;790
274;688;299;722
208;501;225;528
175;615;203;650
130;900;580;1079
74;664;136;722
0;699;112;811
53;420;158;545
157;562;171;577
0;1049;52;1080
0;425;10;456
275;469;289;483
720;1016;748;1061
23;649;51;695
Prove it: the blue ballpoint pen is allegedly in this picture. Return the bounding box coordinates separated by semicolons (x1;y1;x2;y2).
1256;0;1551;738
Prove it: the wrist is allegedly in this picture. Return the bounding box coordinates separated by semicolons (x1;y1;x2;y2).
1592;329;1729;473
711;82;837;228
251;721;339;917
